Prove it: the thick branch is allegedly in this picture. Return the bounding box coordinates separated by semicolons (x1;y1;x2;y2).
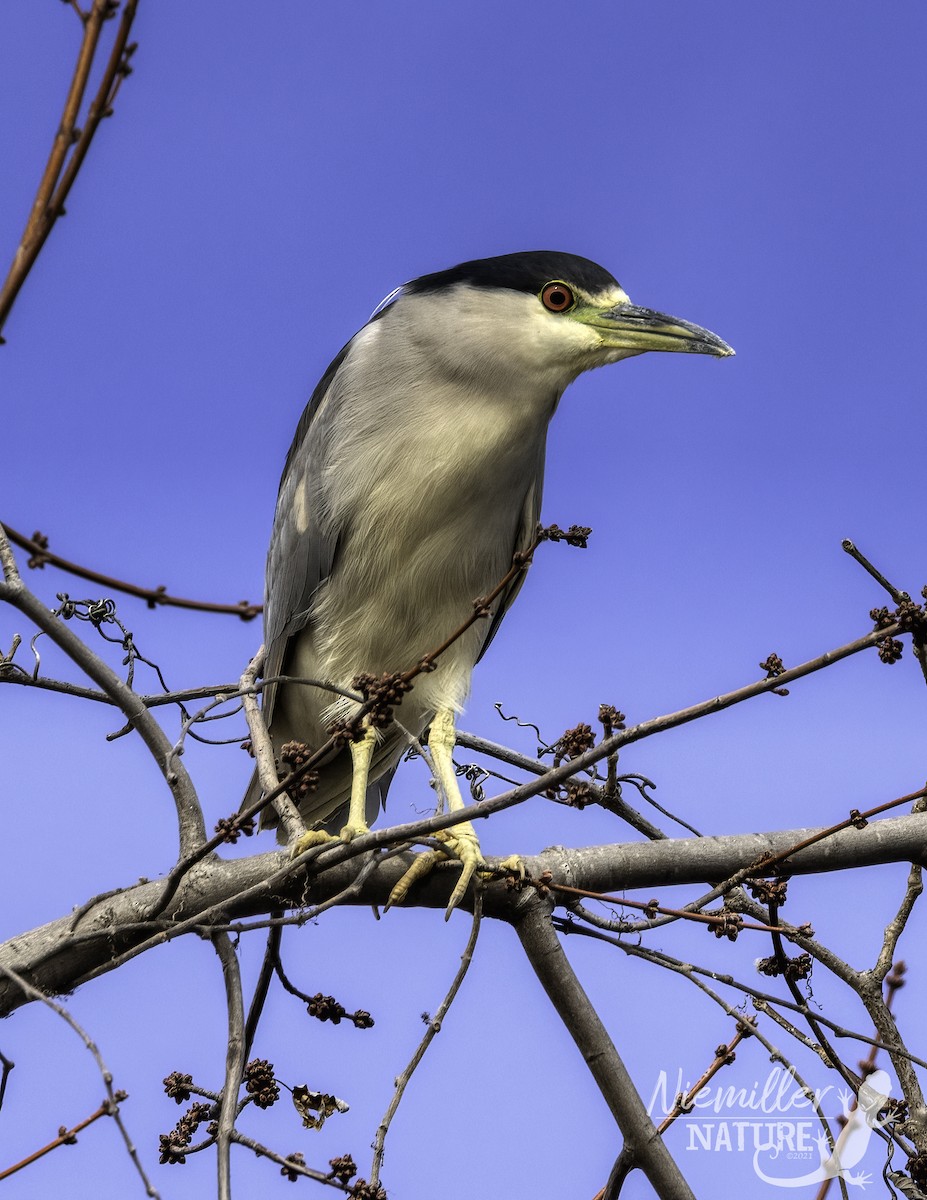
3;808;927;1016
513;896;694;1199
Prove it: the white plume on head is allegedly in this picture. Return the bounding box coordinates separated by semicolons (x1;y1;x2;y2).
368;284;405;321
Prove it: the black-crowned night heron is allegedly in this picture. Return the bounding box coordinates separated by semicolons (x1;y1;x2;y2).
246;251;733;913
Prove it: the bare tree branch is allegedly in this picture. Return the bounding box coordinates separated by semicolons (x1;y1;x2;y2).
731;882;927;1152
873;865;923;983
0;524;261;618
5;800;927;1018
0;525;206;854
0;962;158;1194
212;934;246;1200
0;1048;13;1112
242;922;282;1066
560;922;927;1072
0;1;141;341
227;1131;351;1190
0;1099;124;1184
240;649;305;840
370;890;482;1188
4;515;926;1191
514;894;694;1199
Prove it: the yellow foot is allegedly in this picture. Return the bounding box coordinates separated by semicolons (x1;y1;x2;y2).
290;820;371;858
492;854;525;883
290;829;336;858
339;820;371;842
385;849;447;910
386;819;486;919
439;822;485;917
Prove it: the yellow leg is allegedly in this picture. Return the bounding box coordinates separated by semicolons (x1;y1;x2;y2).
290;725;375;857
388;707;485;918
341;725;376;841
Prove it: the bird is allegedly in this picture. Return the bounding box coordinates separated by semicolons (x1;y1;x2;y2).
245;250;733;913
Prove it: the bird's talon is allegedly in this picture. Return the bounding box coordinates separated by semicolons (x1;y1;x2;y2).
387;849;445;909
290;820;370;860
497;854;525;881
339;821;370;843
444;862;479;919
289;829;335;858
440;823;486;917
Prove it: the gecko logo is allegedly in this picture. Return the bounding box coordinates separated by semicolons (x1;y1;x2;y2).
753;1070;891;1190
647;1066;892;1191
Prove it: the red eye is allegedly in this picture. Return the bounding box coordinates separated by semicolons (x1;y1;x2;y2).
540;282;575;312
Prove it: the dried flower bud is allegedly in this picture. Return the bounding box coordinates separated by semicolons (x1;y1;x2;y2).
244;1059;280;1109
329;1154;358;1184
281;1152;306;1182
163;1071;193;1104
877;636;903;664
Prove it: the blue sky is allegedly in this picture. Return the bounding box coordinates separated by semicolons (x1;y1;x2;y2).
2;4;926;1197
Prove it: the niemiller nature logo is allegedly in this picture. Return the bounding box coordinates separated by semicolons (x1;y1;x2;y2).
648;1066;892;1189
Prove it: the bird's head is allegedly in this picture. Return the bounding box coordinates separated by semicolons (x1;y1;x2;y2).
383;251;733;392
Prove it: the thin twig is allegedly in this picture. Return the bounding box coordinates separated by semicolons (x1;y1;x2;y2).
0;2;142;340
396;525;550;686
0;1098;119;1182
0;1048;13;1111
656;1024;752;1135
454;730;667;839
0;962;158;1195
842;539;908;605
240;649;304;840
0;518;563;634
228;1130;350;1189
873;858;924;984
0;669;356;712
760;788;927;874
564;784;927;939
0;526;206;854
753;995;830;1059
213;933;246;1200
369;890;483;1187
1;524;260;618
555;920;927;1074
759;897;860;1092
548;880;783;933
733;883;927;1133
813;962;910;1200
0;2;109;336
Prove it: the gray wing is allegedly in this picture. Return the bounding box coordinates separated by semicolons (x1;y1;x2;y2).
261;342;351;724
476;446;545;664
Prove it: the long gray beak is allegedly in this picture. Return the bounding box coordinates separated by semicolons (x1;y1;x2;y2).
595;303;735;357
